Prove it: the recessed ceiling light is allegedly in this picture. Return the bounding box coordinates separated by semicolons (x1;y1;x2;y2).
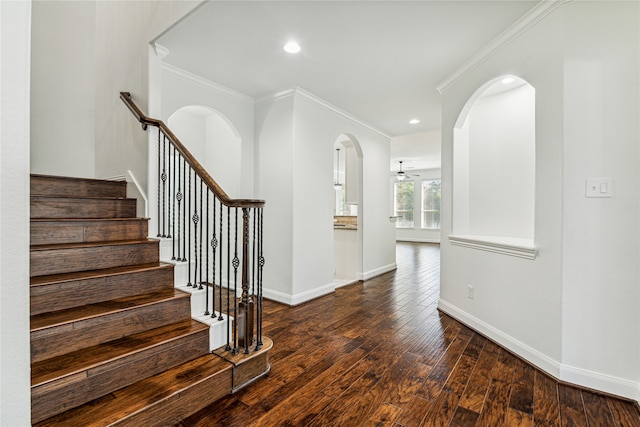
283;41;301;54
409;119;420;125
502;77;515;84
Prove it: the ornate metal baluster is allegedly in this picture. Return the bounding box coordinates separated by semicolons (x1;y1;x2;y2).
218;201;224;322
174;153;182;261
168;144;174;241
257;208;264;350
225;205;231;351
198;179;203;291
181;158;187;262
191;171;199;289
211;197;217;319
232;208;240;355
156;130;161;237
205;190;210;316
187;168;192;286
161;134;167;237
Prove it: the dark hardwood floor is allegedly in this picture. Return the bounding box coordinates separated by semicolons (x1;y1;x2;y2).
180;242;640;426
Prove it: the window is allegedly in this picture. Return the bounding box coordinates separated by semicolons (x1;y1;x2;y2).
422;180;441;229
394;181;414;228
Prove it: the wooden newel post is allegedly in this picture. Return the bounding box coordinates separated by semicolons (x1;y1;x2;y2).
238;208;254;351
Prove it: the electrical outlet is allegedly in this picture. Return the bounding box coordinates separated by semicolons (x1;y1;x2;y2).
467;285;474;300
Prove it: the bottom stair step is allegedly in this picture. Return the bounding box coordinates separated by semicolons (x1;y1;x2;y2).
33;354;233;427
31;319;210;424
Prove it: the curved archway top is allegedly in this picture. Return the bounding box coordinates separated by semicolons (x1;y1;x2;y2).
334;133;363;158
454;75;534;129
169;104;241;140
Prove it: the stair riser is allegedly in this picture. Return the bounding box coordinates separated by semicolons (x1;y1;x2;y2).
31;330;209;424
31;175;127;199
31;266;174;316
31;242;159;277
31;197;137;219
113;364;232;427
31;296;192;363
31;219;148;245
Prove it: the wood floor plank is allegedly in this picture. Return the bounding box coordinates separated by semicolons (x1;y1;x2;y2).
533;371;561;426
606;397;640;427
582;391;616;427
558;384;588;427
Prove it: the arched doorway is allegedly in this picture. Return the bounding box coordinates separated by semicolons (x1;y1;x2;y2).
333;134;363;286
167;105;242;197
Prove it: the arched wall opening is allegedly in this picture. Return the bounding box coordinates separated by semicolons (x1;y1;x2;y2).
451;76;536;252
167;105;242;197
333;133;363;285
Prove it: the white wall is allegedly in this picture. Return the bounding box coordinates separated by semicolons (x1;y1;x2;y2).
440;0;640;400
31;0;96;178
0;1;32;424
257;89;396;305
560;1;640;397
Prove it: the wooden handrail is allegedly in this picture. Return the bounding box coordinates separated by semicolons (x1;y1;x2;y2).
120;92;265;209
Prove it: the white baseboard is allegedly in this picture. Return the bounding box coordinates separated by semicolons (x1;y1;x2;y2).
438;298;640;402
263;282;336;306
357;263;397;281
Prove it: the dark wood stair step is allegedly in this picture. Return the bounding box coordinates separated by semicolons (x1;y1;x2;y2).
31;289;192;363
30;239;159;277
31;174;127;199
31;196;137;219
30;263;175;316
33;354;233;427
31;218;149;245
31;319;210;424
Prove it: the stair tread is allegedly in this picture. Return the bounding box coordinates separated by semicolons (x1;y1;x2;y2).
31;319;209;387
31;239;157;251
30;263;172;287
31;195;132;201
33;354;232;427
31;217;150;222
31;288;190;332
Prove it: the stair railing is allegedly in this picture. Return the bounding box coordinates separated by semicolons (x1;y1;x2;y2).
120;92;265;355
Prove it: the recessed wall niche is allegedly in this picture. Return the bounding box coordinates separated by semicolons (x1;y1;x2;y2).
451;76;536;257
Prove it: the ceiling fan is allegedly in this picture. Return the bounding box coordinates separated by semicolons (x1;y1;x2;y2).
396;161;419;181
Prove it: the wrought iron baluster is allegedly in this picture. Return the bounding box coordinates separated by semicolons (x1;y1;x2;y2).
182;158;187;262
169;144;174;241
225;205;231;351
187;168;192;286
211;197;218;319
198;179;203;291
257;208;264;349
205;190;210;316
219;201;224;322
161;134;167;237
232;208;239;355
174;152;182;261
156;130;161;237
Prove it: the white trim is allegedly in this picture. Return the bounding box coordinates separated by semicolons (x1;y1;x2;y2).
436;0;572;94
438;299;640;401
438;299;561;377
357;262;397;281
161;62;254;104
448;234;537;260
263;282;336;306
559;364;640;402
256;87;390;139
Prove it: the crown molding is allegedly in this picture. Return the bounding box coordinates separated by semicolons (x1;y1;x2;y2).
153;43;170;60
436;0;572;94
161;62;254;104
256;87;390;139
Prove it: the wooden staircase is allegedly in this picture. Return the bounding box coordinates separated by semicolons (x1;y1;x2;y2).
30;174;271;426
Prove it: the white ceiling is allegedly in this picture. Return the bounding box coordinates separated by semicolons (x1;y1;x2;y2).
155;0;538;164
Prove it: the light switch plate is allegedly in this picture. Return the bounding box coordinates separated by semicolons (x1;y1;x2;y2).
585;177;612;198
